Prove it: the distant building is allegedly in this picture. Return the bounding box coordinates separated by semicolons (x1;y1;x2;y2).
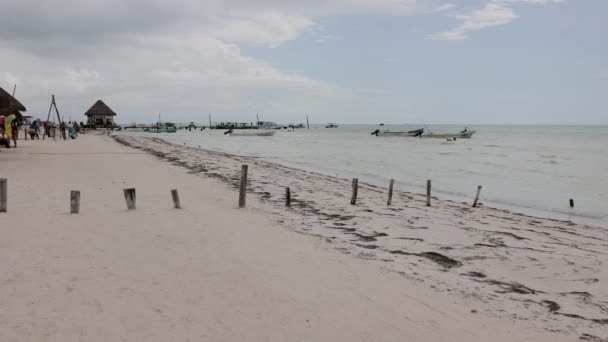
84;100;117;126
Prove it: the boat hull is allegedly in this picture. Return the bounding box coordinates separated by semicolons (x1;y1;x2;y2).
375;128;424;137
422;130;475;139
229;131;276;137
145;128;177;133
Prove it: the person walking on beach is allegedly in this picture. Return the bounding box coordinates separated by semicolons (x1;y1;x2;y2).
10;119;18;147
60;121;66;140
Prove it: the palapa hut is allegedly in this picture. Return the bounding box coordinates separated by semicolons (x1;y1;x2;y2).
0;86;26;118
84;100;117;126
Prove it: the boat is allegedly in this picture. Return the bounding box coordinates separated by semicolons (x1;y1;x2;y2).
371;128;424;137
257;121;280;129
145;112;177;133
325;123;339;128
145;128;177;133
422;128;475;139
224;129;276;137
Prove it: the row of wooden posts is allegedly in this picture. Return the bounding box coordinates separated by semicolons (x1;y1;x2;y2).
0;167;575;214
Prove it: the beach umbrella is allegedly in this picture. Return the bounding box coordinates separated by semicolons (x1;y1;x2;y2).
0;87;26;116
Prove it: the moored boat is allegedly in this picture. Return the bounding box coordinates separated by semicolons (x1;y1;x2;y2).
145;128;177;133
325;123;339;128
371;128;424;137
225;129;276;137
422;129;475;139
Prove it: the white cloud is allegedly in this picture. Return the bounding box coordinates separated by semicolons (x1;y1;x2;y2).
433;3;456;12
431;0;564;41
0;0;440;122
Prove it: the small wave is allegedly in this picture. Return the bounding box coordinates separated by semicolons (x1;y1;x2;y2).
482;144;501;148
539;154;558;159
543;160;559;165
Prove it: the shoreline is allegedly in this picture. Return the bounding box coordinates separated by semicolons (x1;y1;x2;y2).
137;128;608;227
261;156;606;227
113;133;608;338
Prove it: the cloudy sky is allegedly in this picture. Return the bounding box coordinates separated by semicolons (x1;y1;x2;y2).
1;0;606;124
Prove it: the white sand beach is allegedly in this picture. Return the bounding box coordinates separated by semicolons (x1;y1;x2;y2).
0;133;604;341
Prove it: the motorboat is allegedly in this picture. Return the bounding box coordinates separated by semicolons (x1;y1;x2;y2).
423;128;475;139
224;129;276;137
371;128;424;137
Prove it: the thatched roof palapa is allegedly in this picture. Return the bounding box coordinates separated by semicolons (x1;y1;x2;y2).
84;100;117;117
0;86;26;116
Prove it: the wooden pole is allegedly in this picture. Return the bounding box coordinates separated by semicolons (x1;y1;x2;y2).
239;165;248;208
426;180;431;207
351;178;359;205
0;178;7;213
285;187;291;207
569;199;574;208
123;188;136;210
12;84;16;96
387;179;394;206
70;190;80;214
472;185;482;208
171;189;181;209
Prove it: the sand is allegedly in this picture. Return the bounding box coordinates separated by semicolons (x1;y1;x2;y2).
0;133;603;341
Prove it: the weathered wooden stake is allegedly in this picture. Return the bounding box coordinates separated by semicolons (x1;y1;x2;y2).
472;185;482;208
171;189;181;209
426;180;431;207
123;188;136;210
387;179;394;206
0;178;7;213
351;178;359;205
239;165;248;208
70;190;80;214
285;187;291;207
569;199;574;208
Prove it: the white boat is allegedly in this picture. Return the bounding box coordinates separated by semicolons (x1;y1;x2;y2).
257;121;280;130
422;130;476;139
225;129;276;137
372;128;424;137
325;123;339;128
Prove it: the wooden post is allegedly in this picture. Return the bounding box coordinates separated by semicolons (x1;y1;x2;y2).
0;178;7;213
387;179;394;206
70;190;80;214
123;188;136;210
569;199;574;208
351;178;359;205
171;189;181;209
426;180;431;207
239;165;248;208
472;185;482;208
285;187;291;207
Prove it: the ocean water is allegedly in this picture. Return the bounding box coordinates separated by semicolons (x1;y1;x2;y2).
130;125;608;226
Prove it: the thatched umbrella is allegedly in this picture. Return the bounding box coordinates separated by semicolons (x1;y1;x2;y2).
0;87;26;117
84;100;117;117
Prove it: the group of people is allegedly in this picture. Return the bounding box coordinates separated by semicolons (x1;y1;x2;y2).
0;117;81;149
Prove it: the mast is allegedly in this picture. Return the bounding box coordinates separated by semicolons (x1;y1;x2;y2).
306;115;310;130
208;113;212;128
256;113;260;125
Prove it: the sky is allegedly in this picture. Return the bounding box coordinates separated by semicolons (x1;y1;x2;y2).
1;0;606;125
